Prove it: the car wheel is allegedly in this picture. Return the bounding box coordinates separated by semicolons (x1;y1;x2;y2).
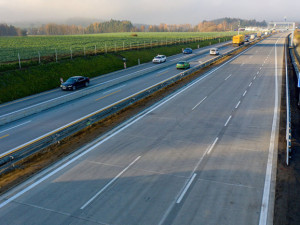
85;82;89;87
72;86;76;91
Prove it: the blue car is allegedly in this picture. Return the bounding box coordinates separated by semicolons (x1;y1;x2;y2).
183;48;193;54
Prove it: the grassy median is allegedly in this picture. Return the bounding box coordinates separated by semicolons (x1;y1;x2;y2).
0;37;229;104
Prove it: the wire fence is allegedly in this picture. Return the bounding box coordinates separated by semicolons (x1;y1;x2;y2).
1;35;234;68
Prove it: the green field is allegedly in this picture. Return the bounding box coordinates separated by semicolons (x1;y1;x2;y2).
0;32;239;63
0;35;232;103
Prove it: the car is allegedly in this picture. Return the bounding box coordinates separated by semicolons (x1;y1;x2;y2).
176;61;190;69
61;76;90;91
152;55;166;63
183;48;193;54
210;48;219;55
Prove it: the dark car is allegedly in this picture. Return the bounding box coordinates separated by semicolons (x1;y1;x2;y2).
61;76;90;91
183;48;193;54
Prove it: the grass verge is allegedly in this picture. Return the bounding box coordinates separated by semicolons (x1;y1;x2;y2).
0;38;228;104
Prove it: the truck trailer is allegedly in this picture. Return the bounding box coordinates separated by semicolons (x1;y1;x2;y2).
232;35;245;46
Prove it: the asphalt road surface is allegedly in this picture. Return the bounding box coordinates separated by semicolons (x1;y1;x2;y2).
0;33;287;225
0;42;236;157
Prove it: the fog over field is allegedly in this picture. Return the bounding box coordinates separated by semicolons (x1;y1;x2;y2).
0;0;299;24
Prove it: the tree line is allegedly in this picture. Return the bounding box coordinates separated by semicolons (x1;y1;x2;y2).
1;18;268;36
0;24;26;36
28;20;134;35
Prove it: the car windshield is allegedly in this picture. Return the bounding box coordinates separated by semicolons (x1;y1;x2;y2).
66;78;76;83
177;62;185;64
155;56;161;59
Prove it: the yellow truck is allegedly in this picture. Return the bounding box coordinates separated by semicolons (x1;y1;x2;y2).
232;35;245;46
257;32;262;38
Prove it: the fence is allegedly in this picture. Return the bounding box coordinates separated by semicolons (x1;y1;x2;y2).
0;35;237;68
0;36;264;175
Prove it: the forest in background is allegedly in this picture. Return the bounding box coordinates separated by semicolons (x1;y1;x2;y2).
0;18;267;36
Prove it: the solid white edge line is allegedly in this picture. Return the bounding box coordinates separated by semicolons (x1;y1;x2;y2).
176;173;197;204
224;115;232;127
158;37;268;225
207;137;219;155
80;156;141;210
192;96;207;110
0;38;260;211
0;121;31;134
258;37;280;225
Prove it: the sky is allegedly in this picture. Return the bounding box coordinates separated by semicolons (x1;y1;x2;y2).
0;0;299;25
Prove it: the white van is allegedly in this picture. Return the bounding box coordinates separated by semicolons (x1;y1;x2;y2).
210;48;219;55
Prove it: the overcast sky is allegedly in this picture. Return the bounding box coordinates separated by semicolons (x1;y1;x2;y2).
0;0;299;25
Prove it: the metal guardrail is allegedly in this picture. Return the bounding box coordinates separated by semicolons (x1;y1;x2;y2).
0;36;267;174
285;36;292;165
289;43;300;107
0;42;231;126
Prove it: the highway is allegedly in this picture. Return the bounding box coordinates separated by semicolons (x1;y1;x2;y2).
0;32;287;224
0;41;232;116
0;42;236;157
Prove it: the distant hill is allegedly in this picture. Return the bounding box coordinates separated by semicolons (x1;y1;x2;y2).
210;17;267;28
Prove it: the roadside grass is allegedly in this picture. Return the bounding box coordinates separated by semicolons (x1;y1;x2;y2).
0;37;227;104
295;29;300;55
